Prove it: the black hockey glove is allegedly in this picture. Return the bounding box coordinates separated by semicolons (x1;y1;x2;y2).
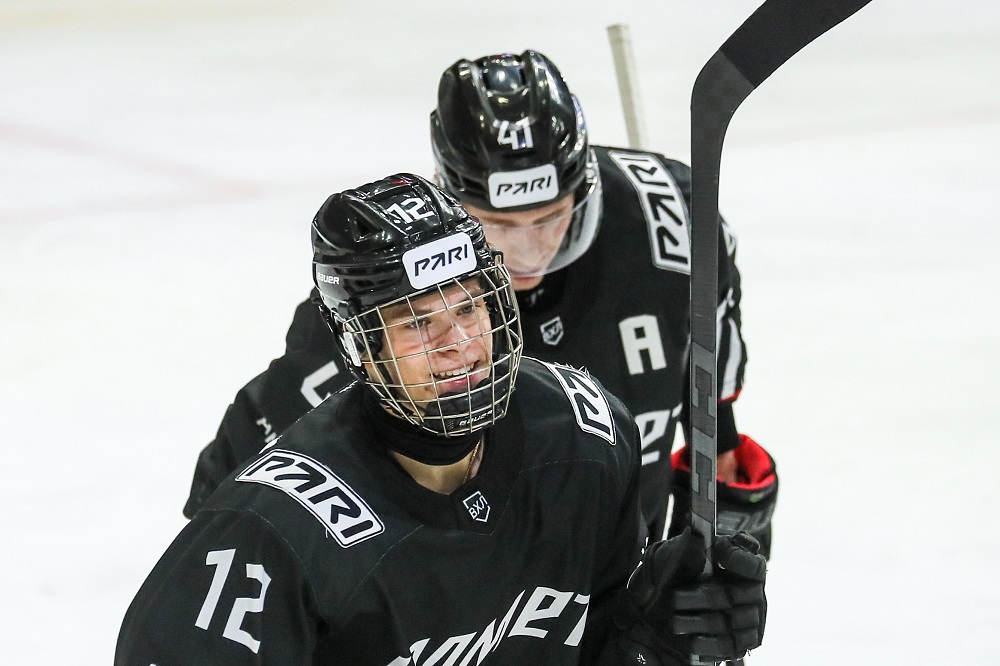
669;434;778;558
612;527;767;666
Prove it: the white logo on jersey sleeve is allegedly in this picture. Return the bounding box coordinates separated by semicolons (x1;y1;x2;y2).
543;362;615;445
237;450;384;547
608;151;691;274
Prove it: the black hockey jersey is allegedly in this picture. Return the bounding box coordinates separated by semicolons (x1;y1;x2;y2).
119;358;646;665
184;147;748;538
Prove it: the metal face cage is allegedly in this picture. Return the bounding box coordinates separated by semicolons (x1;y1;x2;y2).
340;260;522;437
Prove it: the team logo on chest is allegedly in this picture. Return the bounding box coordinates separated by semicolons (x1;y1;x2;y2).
463;490;491;523
540;316;564;346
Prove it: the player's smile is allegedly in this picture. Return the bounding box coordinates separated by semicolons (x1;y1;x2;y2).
431;360;490;394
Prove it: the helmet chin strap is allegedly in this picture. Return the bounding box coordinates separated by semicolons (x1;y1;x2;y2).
362;389;482;465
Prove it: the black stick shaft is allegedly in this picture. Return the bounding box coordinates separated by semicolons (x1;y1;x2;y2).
688;0;873;663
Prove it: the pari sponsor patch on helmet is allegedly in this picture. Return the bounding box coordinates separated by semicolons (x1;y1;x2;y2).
487;164;559;208
403;232;477;290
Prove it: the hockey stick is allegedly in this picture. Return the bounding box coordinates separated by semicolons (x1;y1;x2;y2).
687;0;873;664
607;23;648;149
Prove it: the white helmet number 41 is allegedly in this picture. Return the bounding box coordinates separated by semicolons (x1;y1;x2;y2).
497;118;533;150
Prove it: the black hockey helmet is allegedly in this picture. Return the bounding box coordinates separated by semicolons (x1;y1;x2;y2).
430;50;602;277
312;173;523;437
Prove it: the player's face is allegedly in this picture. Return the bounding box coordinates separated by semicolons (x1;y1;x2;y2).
370;280;494;411
463;194;574;292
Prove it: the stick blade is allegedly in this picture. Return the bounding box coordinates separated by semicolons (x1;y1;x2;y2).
720;0;874;88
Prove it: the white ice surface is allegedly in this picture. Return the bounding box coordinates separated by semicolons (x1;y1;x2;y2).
2;1;999;662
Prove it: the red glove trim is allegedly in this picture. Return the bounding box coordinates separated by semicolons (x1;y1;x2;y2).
671;434;776;491
719;388;742;403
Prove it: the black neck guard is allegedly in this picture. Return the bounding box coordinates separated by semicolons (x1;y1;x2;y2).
362;389;481;465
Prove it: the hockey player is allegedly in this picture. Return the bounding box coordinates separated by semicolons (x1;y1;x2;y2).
183;51;777;554
118;174;767;665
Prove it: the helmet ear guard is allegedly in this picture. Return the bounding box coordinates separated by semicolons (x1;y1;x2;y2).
340;328;363;368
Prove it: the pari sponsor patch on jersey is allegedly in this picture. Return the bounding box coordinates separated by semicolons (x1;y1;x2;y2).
403;232;477;290
487;164;559;208
608;150;691;274
544;362;616;445
237;450;384;547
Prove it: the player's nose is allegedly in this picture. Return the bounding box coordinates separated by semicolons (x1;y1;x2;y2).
438;317;483;349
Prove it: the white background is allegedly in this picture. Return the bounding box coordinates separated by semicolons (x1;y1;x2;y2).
2;0;998;662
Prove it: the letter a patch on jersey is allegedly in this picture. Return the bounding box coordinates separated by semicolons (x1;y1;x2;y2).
544;363;615;445
237;450;384;547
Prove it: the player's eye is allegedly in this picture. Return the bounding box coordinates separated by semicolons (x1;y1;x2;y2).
534;210;570;227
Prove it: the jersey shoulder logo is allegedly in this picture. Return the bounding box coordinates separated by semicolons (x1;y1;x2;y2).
237;449;384;547
543;362;616;445
607;150;691;274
